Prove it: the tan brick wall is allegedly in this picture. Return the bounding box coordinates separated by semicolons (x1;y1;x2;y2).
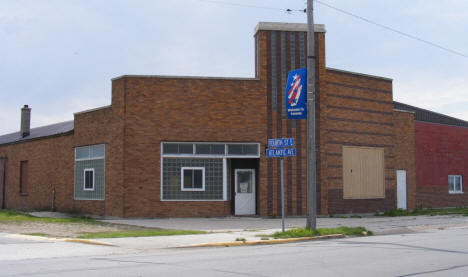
324;70;396;214
71;79;126;216
393;110;417;210
0;79;127;216
119;77;266;217
0;134;75;212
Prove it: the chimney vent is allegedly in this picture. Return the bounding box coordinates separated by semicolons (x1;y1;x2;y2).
20;105;31;138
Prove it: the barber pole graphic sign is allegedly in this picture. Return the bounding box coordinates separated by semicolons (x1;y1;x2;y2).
285;68;307;119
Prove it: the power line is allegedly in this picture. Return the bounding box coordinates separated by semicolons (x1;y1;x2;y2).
198;0;306;14
314;0;468;58
199;0;467;58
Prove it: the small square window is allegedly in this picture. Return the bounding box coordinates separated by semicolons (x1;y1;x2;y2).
84;168;94;191
449;175;463;194
181;167;205;191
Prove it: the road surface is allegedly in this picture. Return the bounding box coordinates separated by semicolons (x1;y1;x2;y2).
1;225;468;276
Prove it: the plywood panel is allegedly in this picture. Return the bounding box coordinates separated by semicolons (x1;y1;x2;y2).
343;146;384;199
343;146;361;199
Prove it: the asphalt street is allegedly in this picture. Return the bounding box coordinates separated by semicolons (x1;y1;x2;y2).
1;224;468;276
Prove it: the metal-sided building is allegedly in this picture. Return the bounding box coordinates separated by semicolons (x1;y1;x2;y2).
0;22;466;217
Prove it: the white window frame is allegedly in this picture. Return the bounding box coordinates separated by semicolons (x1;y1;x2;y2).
181;167;205;191
161;142;260;158
83;168;95;191
449;175;463;194
160;142;259;202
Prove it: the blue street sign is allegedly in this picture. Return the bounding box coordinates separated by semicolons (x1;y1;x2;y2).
285;68;307;119
266;148;296;158
268;138;294;148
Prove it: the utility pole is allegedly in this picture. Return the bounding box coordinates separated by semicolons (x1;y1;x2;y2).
306;0;317;230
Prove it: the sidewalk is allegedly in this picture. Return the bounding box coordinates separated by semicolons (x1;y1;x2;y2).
102;215;468;234
96;215;468;249
24;212;468;249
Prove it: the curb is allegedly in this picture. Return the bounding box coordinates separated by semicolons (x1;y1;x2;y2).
179;234;345;248
6;234;114;247
63;239;115;247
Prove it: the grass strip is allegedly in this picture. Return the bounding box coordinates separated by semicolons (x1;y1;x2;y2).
0;210;95;223
23;233;54;237
272;226;371;239
77;229;206;239
375;207;468;217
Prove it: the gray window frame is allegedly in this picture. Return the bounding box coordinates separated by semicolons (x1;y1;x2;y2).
162;142;260;158
74;144;105;201
160;142;259;202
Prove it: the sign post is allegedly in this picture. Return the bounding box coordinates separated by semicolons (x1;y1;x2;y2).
280;158;284;232
266;138;296;232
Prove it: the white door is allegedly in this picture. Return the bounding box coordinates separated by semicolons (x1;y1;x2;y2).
397;170;407;210
234;169;256;215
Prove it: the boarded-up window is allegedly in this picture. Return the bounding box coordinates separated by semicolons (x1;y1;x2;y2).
343;146;384;199
20;160;28;194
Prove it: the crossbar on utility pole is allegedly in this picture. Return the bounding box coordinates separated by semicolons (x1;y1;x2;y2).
306;0;317;230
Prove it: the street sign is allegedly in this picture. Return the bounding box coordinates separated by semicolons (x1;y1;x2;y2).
268;138;294;148
266;147;296;158
285;68;307;119
265;137;296;232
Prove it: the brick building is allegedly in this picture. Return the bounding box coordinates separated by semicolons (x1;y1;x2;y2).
0;22;466;217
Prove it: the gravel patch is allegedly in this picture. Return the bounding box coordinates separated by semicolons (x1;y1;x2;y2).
0;221;151;238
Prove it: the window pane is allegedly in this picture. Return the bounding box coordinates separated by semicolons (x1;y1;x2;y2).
227;144;243;155
76;147;89;160
74;159;105;200
183;170;192;189
243;144;258;155
195;144;225;155
212;144;225;155
195;144;211;154
227;144;258;155
237;171;252;193
455;176;462;191
448;176;455;192
193;170;203;189
163;144;178;154
179;144;194;154
91;145;105;158
85;170;93;189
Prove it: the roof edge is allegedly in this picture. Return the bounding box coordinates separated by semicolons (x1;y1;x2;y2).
111;75;259;81
0;130;74;147
326;67;393;82
254;22;325;36
393;108;415;114
415;120;468;129
74;105;111;116
394;101;468;125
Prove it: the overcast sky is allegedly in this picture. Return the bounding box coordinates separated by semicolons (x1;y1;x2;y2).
1;0;467;135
